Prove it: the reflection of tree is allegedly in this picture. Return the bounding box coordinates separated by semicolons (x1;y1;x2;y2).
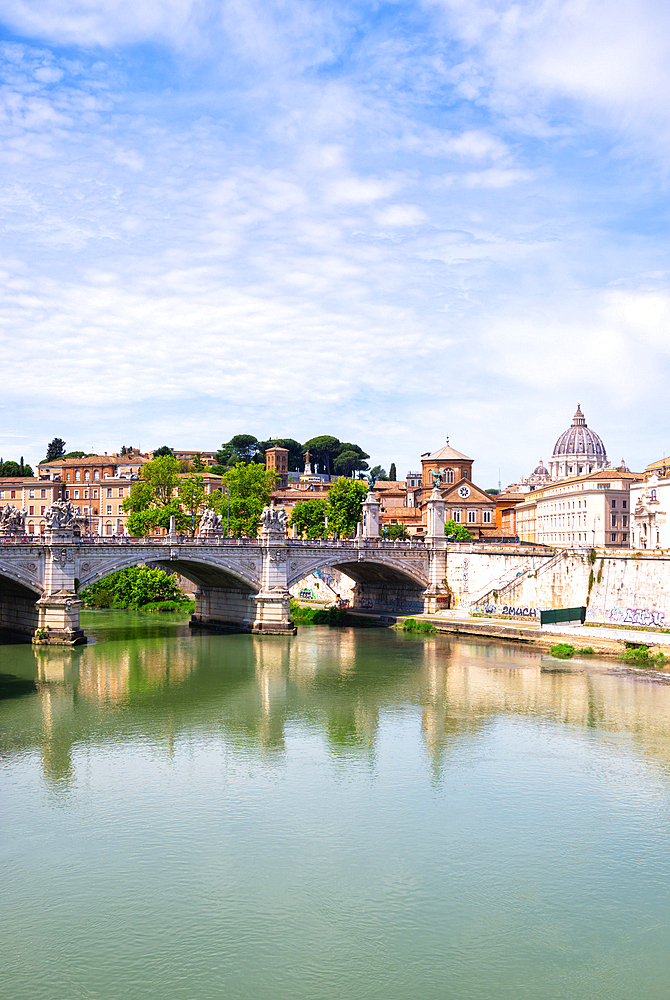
5;625;670;797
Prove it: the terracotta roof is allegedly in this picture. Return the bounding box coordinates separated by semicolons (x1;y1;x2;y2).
423;444;472;463
39;455;150;467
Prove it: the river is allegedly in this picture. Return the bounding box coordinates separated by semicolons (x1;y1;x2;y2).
2;612;670;1000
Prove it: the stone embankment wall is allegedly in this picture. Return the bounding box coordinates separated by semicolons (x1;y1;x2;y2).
445;546;670;629
444;546;555;609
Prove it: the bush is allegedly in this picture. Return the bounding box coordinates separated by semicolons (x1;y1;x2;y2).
624;645;667;666
580;647;595;655
289;600;378;628
140;600;195;614
550;643;575;659
403;618;437;634
80;567;189;609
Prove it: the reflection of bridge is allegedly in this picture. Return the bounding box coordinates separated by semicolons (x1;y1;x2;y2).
0;522;447;644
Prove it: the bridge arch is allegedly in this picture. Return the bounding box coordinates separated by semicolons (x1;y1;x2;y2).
77;552;260;595
0;560;43;638
287;553;428;591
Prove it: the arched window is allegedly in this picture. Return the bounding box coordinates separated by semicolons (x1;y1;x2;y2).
75;470;81;481
94;470;100;481
84;470;90;481
446;469;454;484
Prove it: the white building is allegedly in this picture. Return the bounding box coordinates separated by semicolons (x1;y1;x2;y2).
515;469;639;547
630;468;669;549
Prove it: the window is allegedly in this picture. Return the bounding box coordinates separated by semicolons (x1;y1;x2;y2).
10;490;15;499
452;509;461;523
84;471;90;481
28;523;34;535
622;534;628;543
0;491;4;499
40;506;46;515
118;487;124;497
66;473;71;481
40;489;46;498
29;489;34;498
29;505;34;515
611;499;616;508
94;470;100;481
483;510;492;523
84;490;89;499
597;483;611;489
117;504;123;515
611;533;617;542
106;488;112;498
651;489;657;500
622;515;628;527
93;489;98;499
622;500;627;509
468;510;477;523
75;471;81;482
65;490;70;498
74;490;79;499
106;505;112;515
84;507;89;515
446;469;454;484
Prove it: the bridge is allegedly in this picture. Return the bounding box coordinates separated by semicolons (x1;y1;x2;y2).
0;489;455;643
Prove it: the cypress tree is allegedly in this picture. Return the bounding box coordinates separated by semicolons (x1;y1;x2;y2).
389;462;397;481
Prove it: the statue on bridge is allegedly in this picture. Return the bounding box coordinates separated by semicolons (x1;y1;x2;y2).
0;503;26;535
44;499;79;531
199;508;223;537
430;468;445;491
260;505;289;533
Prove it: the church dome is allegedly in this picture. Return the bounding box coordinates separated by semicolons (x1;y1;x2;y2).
533;460;549;476
549;405;608;480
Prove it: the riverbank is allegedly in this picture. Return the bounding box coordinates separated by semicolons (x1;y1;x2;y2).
345;606;670;667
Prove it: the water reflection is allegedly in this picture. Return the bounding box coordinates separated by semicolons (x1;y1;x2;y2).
2;614;670;792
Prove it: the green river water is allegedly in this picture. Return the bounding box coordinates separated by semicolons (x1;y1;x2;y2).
2;611;670;1000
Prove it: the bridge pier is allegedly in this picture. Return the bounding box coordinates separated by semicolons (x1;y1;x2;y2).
423;489;451;614
251;527;296;635
33;529;86;645
190;585;257;633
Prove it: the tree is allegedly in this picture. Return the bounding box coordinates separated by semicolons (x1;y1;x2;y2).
179;474;208;535
302;435;341;477
334;443;370;478
326;477;368;537
1;461;21;477
370;465;388;481
213;463;277;537
389;463;397;481
153;445;174;457
80;567;186;609
289;498;327;539
218;434;261;465
193;452;204;471
123;455;184;535
445;519;472;541
45;438;66;462
383;522;408;540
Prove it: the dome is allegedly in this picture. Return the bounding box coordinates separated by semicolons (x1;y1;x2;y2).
533;459;549;476
552;405;607;461
548;404;608;480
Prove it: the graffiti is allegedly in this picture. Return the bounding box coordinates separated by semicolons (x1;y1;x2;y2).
299;588;314;600
606;607;665;627
470;603;540;618
462;557;469;593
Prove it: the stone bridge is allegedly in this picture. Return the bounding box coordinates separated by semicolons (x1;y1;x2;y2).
0;519;447;644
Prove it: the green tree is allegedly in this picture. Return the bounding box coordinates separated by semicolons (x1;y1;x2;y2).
179;474;208;535
389;463;397;481
45;438;66;462
289;498;327;539
123;455;185;535
383;523;408;540
445;519;472;541
1;459;33;477
302;435;341;477
216;434;260;466
213;463;277;537
193;452;204;471
326;477;368;537
80;567;186;609
369;464;388;481
153;445;174;457
334;443;370;477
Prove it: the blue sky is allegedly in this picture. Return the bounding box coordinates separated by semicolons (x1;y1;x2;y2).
1;0;670;486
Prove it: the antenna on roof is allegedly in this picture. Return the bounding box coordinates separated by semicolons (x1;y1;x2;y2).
498;467;501;491
446;436;449;445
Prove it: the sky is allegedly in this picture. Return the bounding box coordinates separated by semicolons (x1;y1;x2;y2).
1;0;670;487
